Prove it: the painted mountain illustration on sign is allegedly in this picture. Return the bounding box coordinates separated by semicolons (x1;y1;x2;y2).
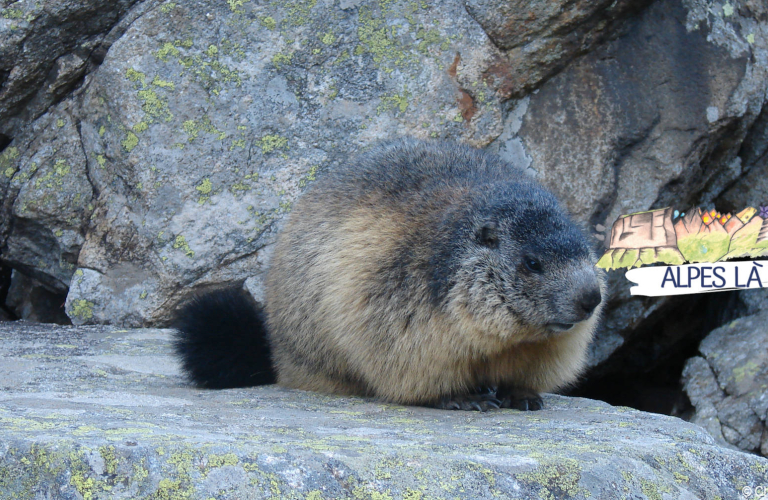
597;206;768;269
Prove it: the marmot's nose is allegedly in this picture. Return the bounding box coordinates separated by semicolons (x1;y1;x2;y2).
578;288;602;316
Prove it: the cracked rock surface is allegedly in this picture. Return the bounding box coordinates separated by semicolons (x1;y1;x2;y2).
0;0;142;137
1;321;767;499
683;311;768;456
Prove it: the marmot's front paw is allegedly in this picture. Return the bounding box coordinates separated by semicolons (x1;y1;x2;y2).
435;391;501;412
497;386;543;411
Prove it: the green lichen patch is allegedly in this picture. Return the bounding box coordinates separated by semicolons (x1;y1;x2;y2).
99;446;119;476
285;0;317;26
378;89;411;114
206;453;238;471
298;165;318;188
34;159;71;189
0;444;67;498
160;2;177;13
415;27;448;54
154;39;243;96
1;7;24;19
271;50;293;69
69;300;95;321
122;132;139;152
195;178;213;204
0;146;20;178
732;361;760;385
260;16;276;30
205;44;218;57
182;115;226;142
257;134;288;153
230;182;251;193
172;235;195;257
517;457;588;500
227;0;249;13
333;49;351;66
639;477;666;500
155;42;181;62
357;6;414;73
136;88;173;123
151;76;176;90
150;477;193;499
126;68;147;87
321;30;336;45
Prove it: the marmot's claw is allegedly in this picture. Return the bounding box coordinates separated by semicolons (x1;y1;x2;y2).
436;392;502;412
475;385;496;394
497;386;543;411
502;396;542;411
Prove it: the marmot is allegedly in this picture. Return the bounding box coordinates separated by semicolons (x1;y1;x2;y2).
173;138;604;411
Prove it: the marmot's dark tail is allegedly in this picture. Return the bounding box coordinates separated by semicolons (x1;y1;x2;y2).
172;287;276;388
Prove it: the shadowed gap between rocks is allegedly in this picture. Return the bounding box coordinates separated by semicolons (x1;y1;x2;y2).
0;133;11;153
570;288;746;416
0;264;16;321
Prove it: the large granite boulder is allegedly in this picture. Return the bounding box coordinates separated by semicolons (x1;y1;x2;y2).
683;311;768;456
1;321;766;499
5;0;515;326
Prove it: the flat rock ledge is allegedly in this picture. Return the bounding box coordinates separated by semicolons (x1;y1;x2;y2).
0;322;766;500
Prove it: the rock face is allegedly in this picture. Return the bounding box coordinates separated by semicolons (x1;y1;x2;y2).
1;321;766;499
0;0;142;137
683;311;768;456
7;0;516;327
465;0;652;98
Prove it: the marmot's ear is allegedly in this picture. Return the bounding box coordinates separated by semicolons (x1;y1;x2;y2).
476;221;498;248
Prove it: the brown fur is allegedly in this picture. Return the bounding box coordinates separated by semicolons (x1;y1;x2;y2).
264;138;604;407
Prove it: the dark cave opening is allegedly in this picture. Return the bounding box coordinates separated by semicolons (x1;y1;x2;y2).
0;264;18;321
568;289;744;417
0;133;12;153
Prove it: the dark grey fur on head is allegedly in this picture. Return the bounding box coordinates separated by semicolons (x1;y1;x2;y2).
340;139;601;333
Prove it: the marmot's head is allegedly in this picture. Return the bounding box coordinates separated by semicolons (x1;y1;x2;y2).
436;180;604;343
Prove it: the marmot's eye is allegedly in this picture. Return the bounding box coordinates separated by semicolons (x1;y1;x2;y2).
476;224;498;248
524;257;542;273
